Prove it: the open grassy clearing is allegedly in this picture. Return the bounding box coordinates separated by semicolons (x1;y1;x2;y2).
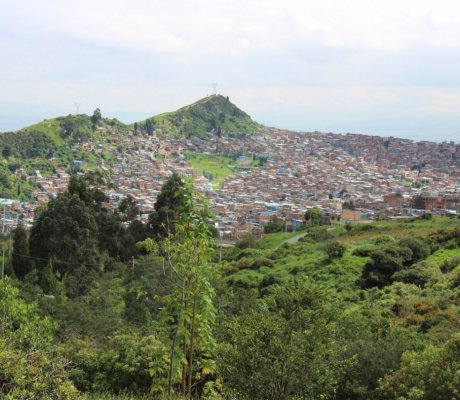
22;119;65;145
186;153;237;189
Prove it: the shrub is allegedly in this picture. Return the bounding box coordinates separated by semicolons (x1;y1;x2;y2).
235;233;258;249
323;240;346;259
440;256;460;273
235;257;274;271
392;261;439;288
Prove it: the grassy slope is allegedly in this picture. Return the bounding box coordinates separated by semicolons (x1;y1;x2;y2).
23;119;66;146
225;217;460;291
187;153;237;189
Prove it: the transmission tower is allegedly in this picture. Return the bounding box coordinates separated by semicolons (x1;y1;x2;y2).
211;83;218;96
74;102;81;114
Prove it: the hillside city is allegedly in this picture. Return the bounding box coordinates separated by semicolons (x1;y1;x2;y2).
2;122;459;238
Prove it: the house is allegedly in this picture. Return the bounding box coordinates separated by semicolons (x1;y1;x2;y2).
341;210;362;223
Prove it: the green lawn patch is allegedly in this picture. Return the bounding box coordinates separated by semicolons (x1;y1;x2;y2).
187;153;237;189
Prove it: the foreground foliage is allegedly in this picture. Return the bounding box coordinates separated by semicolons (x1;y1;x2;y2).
3;174;460;398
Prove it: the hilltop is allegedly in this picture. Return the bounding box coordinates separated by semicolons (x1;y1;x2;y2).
141;94;263;138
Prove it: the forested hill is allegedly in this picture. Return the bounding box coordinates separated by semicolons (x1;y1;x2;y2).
0;111;128;199
142;94;263;138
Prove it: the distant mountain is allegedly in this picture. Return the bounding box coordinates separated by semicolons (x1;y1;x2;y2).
141;95;263;138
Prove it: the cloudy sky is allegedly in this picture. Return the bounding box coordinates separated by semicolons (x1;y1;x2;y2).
1;0;460;141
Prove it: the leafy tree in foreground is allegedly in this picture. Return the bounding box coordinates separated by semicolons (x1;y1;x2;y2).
28;191;100;277
218;278;351;400
0;278;79;398
28;176;126;296
142;180;218;399
377;335;460;399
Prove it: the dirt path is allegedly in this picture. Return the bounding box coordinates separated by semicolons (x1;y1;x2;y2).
283;232;309;244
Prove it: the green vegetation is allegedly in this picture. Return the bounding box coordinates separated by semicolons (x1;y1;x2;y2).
0;112;130;200
143;95;262;138
2;172;460;399
187;153;237;188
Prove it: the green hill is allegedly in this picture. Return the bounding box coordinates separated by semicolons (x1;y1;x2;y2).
141;94;263;138
0;113;129;199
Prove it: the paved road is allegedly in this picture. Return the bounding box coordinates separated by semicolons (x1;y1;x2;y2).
284;232;309;244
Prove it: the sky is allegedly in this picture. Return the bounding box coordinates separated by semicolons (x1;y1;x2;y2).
1;0;460;142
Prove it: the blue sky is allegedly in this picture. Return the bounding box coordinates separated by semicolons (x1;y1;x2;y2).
1;0;460;142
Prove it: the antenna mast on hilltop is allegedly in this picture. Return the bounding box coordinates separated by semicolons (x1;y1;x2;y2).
74;102;81;114
211;83;218;96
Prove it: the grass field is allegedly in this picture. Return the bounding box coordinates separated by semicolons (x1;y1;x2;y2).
187;153;237;189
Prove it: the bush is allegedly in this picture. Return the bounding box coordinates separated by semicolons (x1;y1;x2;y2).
235;233;258;249
309;228;334;242
0;279;79;399
440;256;460;273
323;240;346;259
235;257;274;271
361;245;413;288
398;237;431;263
392;261;439;288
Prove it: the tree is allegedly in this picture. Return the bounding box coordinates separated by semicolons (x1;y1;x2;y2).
148;173;187;240
145;119;154;135
361;245;413;288
141;182;218;398
218;278;350;399
91;108;102;128
0;278;79;398
28;176;120;296
28;191;100;295
335;307;420;399
12;223;31;279
304;207;322;225
118;195;140;222
264;216;285;234
377;335;460;399
398;237;430;263
323;240;346;260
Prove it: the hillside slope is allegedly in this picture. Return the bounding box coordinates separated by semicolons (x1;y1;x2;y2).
142;95;263;138
0;113;128;199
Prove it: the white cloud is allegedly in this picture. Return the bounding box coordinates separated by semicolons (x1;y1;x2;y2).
5;0;460;56
2;0;460;140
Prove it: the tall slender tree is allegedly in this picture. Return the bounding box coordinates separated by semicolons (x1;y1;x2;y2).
11;223;30;279
143;180;218;398
148;173;187;240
